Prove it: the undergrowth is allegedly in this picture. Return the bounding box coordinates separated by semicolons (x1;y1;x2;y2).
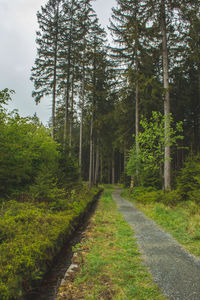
0;185;101;300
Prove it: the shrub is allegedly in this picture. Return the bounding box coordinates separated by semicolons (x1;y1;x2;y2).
135;190;162;204
177;154;200;202
161;190;181;206
0;113;60;196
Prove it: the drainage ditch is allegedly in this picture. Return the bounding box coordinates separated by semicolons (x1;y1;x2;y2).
26;193;101;300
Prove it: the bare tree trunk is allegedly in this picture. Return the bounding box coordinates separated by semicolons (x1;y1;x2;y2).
130;55;139;189
89;115;93;189
161;0;171;191
79;54;85;174
63;0;75;147
93;138;95;183
94;138;100;185
52;73;56;140
64;61;71;147
112;152;115;184
108;160;110;184
124;147;127;172
135;61;139;155
100;153;103;183
119;153;121;183
51;3;59;139
79;91;84;175
69;72;74;151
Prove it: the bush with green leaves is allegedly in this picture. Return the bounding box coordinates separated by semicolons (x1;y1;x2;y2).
127;111;183;188
0;112;59;195
0;89;79;199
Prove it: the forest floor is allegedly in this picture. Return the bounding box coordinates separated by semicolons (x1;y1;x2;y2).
113;187;200;300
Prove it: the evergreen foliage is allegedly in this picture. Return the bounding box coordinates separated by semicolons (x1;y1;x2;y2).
177;154;200;203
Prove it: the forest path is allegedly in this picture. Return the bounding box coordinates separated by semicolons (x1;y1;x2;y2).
112;187;200;300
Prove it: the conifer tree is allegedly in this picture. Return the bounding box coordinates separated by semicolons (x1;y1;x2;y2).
109;0;147;186
136;0;182;190
31;0;63;138
77;0;97;175
59;0;81;146
87;22;108;188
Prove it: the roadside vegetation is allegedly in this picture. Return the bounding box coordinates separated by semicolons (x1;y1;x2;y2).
57;186;166;300
0;184;101;300
123;154;200;258
0;89;102;299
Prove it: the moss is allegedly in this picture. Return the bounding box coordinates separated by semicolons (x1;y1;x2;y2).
0;186;101;300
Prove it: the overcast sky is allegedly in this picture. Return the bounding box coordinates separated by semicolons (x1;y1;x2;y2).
0;0;116;125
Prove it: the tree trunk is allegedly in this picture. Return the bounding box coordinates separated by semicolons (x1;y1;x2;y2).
92;138;95;183
135;61;139;155
79;84;84;174
79;51;85;175
52;72;57;140
64;59;71;147
94;138;100;185
63;0;75;147
51;4;59;139
130;54;139;189
161;0;171;191
108;161;111;184
100;153;103;183
112;152;115;184
89;114;93;189
69;72;74;151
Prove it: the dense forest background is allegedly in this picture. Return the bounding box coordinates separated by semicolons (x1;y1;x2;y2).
1;0;200;200
30;0;200;195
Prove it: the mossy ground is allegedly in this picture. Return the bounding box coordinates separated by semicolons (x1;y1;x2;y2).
0;186;100;300
57;186;166;299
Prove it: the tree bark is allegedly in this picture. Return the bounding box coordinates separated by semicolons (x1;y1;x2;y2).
79;47;86;174
112;152;115;184
63;0;75;147
94;137;100;185
161;0;171;191
79;78;85;174
135;60;139;156
100;153;103;183
51;3;59;139
63;56;71;146
69;71;74;152
89;114;93;189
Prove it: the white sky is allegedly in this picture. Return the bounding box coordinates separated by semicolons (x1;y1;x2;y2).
0;0;116;125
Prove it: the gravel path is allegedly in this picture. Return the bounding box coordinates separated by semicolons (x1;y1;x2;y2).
112;188;200;300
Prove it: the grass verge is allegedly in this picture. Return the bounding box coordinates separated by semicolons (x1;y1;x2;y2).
122;189;200;257
0;185;101;300
57;186;166;300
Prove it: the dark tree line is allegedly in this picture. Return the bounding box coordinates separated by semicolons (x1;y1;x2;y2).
31;0;200;191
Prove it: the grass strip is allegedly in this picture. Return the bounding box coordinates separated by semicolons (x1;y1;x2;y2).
0;186;101;300
122;189;200;257
57;186;166;300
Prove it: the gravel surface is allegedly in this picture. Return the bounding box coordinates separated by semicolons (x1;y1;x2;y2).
113;188;200;300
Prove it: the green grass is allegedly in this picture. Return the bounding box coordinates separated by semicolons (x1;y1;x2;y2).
123;189;200;257
57;186;166;299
